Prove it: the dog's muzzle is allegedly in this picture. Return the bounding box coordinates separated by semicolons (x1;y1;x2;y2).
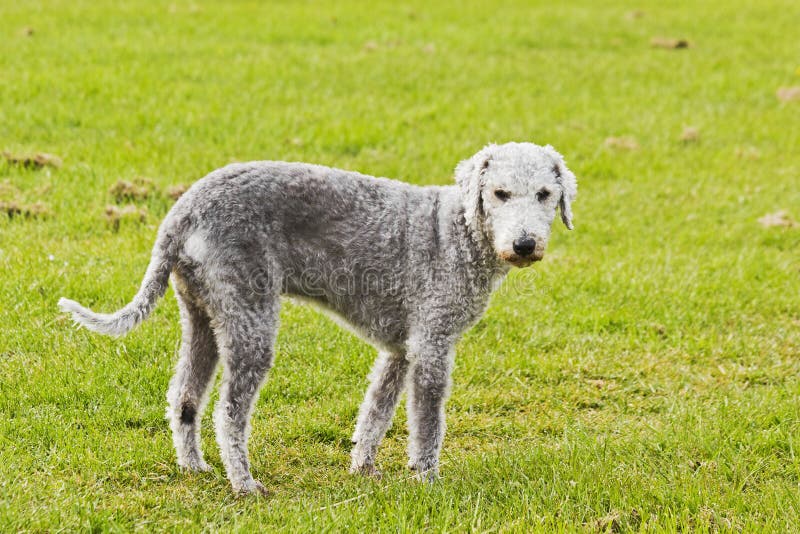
498;251;543;268
512;236;537;257
497;237;543;267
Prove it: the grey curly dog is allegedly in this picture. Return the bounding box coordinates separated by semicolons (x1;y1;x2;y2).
59;142;577;495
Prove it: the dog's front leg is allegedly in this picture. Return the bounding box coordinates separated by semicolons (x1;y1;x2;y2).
405;337;455;482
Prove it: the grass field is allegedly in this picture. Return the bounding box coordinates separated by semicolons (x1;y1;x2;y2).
2;0;800;531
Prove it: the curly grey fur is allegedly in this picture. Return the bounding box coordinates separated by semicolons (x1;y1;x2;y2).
58;142;577;494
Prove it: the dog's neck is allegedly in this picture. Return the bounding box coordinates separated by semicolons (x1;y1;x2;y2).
442;187;510;280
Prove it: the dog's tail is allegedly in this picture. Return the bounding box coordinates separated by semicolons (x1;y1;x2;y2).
58;221;183;337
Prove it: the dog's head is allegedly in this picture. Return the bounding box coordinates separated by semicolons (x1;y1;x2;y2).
455;142;577;267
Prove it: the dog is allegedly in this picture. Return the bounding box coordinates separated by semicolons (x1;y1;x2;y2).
59;142;577;495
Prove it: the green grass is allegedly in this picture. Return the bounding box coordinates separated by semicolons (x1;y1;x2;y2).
2;0;799;530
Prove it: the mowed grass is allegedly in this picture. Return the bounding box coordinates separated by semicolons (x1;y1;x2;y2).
1;0;799;530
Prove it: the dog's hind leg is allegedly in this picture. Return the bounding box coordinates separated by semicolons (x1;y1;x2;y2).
211;296;279;496
350;350;410;477
166;287;219;472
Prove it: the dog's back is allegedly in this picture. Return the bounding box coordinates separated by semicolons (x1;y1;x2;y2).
175;161;450;346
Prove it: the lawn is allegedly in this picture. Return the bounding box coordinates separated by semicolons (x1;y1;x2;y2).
1;0;799;531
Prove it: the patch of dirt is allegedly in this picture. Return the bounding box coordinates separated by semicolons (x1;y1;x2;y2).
166;184;189;200
34;183;52;196
2;152;62;169
688;459;717;472
650;37;690;49
758;210;796;228
734;145;761;160
0;179;52;219
0;200;50;219
625;10;645;20
109;178;156;202
104;204;148;230
652;323;667;338
776;86;800;102
586;379;607;389
168;4;202;14
20;27;34;37
587;511;622;532
680;126;700;142
0;180;21;198
363;40;378;51
604;136;639;150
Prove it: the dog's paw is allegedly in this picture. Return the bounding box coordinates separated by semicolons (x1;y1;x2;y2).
252;480;270;497
233;479;270;497
179;458;212;473
413;470;439;484
408;462;439;483
350;464;383;480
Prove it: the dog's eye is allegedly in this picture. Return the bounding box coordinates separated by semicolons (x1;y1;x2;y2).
494;189;511;201
536;189;551;202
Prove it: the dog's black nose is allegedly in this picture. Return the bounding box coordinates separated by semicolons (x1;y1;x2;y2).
512;236;536;257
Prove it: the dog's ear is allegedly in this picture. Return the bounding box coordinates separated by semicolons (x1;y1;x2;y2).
455;145;495;230
543;145;578;230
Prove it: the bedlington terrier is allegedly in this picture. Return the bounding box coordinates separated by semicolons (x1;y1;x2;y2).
58;142;577;495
